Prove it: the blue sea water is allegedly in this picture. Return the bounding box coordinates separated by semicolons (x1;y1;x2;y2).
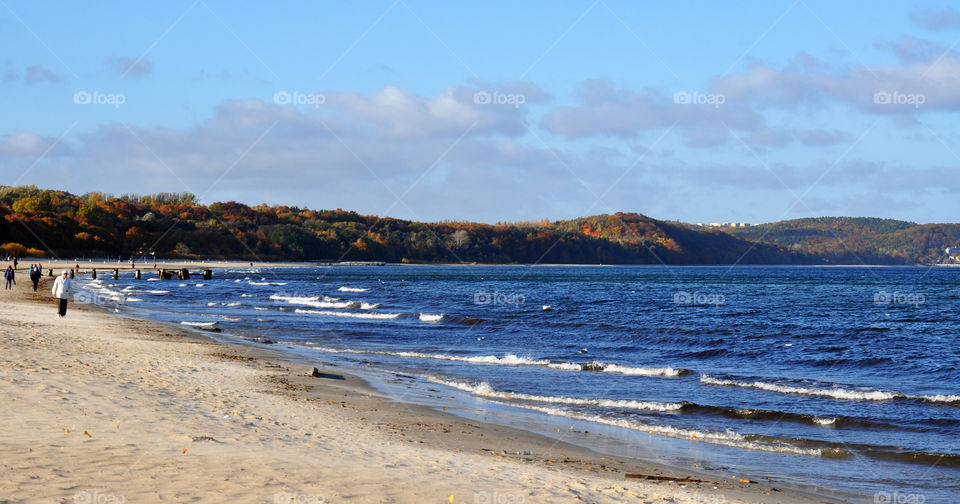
78;265;960;502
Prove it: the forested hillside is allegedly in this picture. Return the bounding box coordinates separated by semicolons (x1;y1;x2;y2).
0;185;811;264
723;217;960;264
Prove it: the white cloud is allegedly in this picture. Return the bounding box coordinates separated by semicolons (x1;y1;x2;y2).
0;131;69;157
540;79;763;148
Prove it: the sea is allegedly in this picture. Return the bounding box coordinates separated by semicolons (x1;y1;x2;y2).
76;264;960;502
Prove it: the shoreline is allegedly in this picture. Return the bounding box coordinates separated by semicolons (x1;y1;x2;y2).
0;272;856;503
10;258;943;270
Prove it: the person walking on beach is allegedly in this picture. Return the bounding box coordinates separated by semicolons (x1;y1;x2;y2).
30;264;41;292
3;266;13;290
51;270;72;317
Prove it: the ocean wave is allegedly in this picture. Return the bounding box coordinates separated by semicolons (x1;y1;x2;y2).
268;294;358;309
422;378;867;430
701;375;902;401
253;306;270;311
423;376;683;412
144;290;169;294
205;301;241;307
294;308;401;320
240;293;255;297
700;375;960;404
360;302;380;309
249;281;287;286
181;321;218;327
338;286;368;292
307;346;687;377
519;404;844;458
419;313;445;322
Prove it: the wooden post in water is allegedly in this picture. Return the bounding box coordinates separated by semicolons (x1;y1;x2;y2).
203;269;212;280
113;269;119;280
135;269;141;280
91;269;97;279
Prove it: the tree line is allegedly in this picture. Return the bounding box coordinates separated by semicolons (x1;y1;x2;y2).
12;185;939;265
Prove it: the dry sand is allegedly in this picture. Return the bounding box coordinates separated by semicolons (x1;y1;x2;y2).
0;266;853;503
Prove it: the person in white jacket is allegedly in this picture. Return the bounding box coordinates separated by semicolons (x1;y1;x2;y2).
51;269;72;317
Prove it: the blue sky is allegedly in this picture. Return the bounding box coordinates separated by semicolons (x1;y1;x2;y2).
2;1;960;224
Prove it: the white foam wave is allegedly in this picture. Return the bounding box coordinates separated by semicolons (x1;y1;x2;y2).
240;293;255;298
294;308;401;320
701;375;902;401
253;306;270;311
224;302;241;306
338;286;367;292
181;321;218;327
419;313;445;322
424;377;682;412
147;278;159;281
521;404;831;457
145;290;169;294
306;347;682;377
923;394;960;403
588;363;684;377
195;283;205;287
268;294;357;309
360;302;379;309
221;316;242;322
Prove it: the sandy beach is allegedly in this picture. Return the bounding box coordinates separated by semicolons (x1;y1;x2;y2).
0;263;851;503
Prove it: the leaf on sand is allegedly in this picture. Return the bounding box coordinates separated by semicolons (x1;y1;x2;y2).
83;430;92;438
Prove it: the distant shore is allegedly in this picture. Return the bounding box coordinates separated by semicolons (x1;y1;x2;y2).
0;266;853;503
10;257;947;271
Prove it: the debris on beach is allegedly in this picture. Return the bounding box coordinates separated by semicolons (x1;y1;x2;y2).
624;474;703;483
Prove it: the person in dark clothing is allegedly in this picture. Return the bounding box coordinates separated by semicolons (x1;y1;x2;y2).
3;266;13;290
30;264;41;291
